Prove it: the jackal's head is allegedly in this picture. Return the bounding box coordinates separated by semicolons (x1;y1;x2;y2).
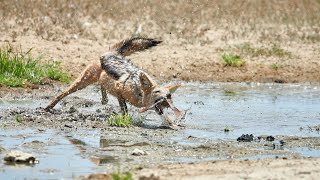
139;72;183;118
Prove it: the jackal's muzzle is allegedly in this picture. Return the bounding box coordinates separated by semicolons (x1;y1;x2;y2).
139;95;185;120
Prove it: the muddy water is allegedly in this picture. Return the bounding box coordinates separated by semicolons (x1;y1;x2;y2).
173;82;320;141
0;82;320;179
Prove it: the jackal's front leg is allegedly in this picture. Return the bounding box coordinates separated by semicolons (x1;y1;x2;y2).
117;97;128;115
100;85;108;105
45;63;102;111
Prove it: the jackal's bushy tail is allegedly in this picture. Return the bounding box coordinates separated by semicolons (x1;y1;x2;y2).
111;37;162;56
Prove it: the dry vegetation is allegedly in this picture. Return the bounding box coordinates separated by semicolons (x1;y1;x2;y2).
1;0;320;82
1;0;320;43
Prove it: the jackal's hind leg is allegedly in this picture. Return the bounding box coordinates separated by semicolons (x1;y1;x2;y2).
100;85;108;105
117;98;128;115
45;63;102;111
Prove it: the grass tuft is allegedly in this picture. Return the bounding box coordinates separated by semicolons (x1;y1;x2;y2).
15;114;23;123
107;114;134;127
270;44;291;57
271;63;282;70
237;43;291;58
223;89;237;96
224;126;230;132
221;53;245;67
0;46;70;87
111;171;133;180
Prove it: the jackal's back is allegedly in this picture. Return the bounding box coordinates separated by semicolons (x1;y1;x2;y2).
100;54;141;81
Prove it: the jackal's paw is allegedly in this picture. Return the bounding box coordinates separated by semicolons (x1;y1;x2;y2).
159;124;178;130
159;123;184;130
168;124;180;130
43;106;52;112
101;99;108;105
42;107;57;114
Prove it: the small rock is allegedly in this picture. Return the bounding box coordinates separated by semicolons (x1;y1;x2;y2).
4;151;38;164
274;79;285;83
0;146;6;152
85;174;112;180
82;22;92;28
68;106;78;113
273;140;285;150
257;135;276;142
139;174;160;180
64;124;73;128
131;148;148;156
279;140;286;146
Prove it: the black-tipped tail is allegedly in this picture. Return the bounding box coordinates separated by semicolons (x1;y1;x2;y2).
111;37;162;56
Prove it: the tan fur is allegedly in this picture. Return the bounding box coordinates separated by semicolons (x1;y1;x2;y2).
98;69;164;108
45;62;103;110
45;37;182;122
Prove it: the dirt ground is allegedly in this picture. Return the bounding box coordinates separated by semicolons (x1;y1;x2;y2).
1;0;320;179
135;158;320;180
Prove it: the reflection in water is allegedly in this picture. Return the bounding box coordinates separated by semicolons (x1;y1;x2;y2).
67;136;87;146
90;155;118;165
99;138;128;148
65;135;121;166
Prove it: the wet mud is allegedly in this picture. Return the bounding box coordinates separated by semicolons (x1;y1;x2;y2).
1;82;320;179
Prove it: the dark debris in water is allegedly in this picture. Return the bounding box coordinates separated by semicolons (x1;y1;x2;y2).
237;134;254;142
266;136;275;141
257;135;275;142
193;101;204;105
237;134;280;143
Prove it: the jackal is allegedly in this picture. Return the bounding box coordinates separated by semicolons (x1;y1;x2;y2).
45;37;184;126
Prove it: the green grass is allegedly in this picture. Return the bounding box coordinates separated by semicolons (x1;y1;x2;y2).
15;114;23;123
221;53;245;67
0;46;70;87
270;44;291;57
223;89;237;96
107;114;134;127
237;43;291;58
111;171;133;180
271;63;282;70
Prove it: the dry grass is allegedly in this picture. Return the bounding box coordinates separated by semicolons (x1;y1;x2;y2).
1;0;320;44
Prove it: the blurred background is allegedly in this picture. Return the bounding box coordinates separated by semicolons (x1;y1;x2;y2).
1;0;319;43
1;0;319;82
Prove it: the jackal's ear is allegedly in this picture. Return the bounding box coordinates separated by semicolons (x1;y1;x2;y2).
165;84;181;94
139;72;156;93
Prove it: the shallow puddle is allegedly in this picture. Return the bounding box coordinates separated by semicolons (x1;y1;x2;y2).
1;82;320;179
173;82;320;140
0;129;98;179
